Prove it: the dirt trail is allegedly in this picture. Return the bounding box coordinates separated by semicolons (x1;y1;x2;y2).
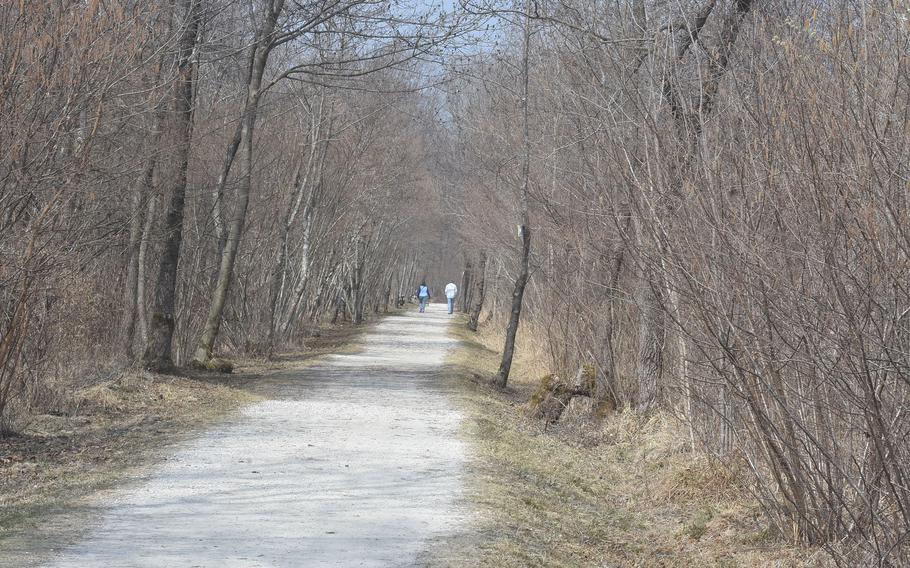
44;304;466;567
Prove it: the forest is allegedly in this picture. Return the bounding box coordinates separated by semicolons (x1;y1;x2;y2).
1;0;908;566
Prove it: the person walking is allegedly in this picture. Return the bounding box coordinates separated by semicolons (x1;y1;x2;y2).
416;281;430;313
445;282;458;315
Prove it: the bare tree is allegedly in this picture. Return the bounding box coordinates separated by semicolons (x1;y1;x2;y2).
494;0;533;388
143;0;202;371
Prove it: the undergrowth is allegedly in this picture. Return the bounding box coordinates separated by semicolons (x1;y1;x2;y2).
429;320;812;567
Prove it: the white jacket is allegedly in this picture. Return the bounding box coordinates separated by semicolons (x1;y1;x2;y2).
445;283;457;299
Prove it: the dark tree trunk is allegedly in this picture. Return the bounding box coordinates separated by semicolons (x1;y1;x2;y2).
459;259;472;313
352;261;365;325
142;0;200;371
496;227;530;388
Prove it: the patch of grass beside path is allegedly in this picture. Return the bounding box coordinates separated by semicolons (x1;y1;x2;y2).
430;319;812;568
0;319;375;565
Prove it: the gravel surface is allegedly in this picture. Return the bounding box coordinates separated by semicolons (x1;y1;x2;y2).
45;304;466;567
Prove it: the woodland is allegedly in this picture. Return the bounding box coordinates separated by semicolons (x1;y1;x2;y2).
1;0;909;565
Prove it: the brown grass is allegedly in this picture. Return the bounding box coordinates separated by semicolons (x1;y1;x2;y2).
429;320;814;567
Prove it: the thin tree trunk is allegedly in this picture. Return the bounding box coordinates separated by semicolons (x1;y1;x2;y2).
136;193;157;343
121;58;169;360
330;287;347;325
383;272;392;313
599;207;631;401
282;198;317;331
211;44;257;258
266;89;330;348
192;2;283;365
352;265;364;324
489;260;503;325
467;251;487;332
281;120;330;334
495;0;533;388
265;114;319;352
212;117;245;258
264;157;304;353
142;0;200;371
120;169;147;359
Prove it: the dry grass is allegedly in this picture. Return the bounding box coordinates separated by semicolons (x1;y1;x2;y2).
430;320;814;567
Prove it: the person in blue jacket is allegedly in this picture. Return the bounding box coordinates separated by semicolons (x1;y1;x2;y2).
416;281;430;313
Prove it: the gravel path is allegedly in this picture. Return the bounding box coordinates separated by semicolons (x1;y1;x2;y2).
46;304;466;567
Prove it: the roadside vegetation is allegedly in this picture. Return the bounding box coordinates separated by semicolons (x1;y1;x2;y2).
432;322;811;568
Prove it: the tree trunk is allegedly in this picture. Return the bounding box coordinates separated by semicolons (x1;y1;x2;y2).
192;106;255;364
142;0;200;371
351;254;365;325
265;88;328;351
599;208;631;401
212;117;245;259
120;168;147;360
136;193;157;344
264;160;299;353
495;0;533;389
282;195;317;333
330;290;346;325
636;271;665;412
192;3;283;365
459;259;472;313
496;227;530;388
281;112;330;335
121;60;168;360
467;251;487;332
383;272;392;313
210;42;259;259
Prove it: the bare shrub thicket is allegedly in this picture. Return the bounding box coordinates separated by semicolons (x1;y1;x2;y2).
0;1;464;425
451;0;910;564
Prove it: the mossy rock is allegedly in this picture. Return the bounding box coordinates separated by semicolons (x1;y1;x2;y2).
530;366;599;424
530;373;574;423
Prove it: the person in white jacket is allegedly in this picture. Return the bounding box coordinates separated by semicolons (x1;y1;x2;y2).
444;282;458;314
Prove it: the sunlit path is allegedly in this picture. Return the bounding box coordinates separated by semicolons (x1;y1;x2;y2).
46;304;465;568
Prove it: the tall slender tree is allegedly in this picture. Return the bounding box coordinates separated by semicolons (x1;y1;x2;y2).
495;0;533;388
143;0;201;371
